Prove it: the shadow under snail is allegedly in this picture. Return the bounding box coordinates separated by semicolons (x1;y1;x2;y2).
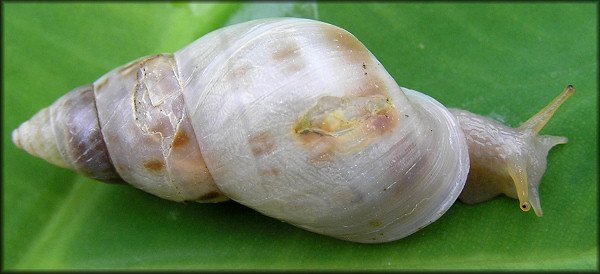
12;18;574;243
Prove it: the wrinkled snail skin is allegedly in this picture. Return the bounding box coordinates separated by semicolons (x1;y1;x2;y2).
11;18;573;243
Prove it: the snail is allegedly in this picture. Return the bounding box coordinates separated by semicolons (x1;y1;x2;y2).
11;17;574;243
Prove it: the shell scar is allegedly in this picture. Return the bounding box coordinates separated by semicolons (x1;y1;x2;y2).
294;95;399;160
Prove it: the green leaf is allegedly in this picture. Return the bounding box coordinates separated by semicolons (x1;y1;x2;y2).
3;2;597;270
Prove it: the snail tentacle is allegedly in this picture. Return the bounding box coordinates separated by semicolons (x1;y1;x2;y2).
450;86;574;217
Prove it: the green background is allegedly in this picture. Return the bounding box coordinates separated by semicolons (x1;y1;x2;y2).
2;2;597;270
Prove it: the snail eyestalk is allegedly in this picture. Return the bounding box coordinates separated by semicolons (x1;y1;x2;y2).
510;85;574;216
519;85;576;133
450;85;574;217
506;156;533;213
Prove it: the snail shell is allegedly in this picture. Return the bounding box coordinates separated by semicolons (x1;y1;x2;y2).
11;18;573;243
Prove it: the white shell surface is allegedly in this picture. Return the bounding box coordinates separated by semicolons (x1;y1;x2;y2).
176;18;469;242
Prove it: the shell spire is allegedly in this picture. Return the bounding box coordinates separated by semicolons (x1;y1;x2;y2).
12;105;67;169
12;85;125;184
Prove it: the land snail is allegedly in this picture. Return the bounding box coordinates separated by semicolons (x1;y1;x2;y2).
12;17;575;243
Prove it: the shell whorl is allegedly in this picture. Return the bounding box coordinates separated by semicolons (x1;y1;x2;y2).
92;53;227;202
12;84;123;184
171;18;470;242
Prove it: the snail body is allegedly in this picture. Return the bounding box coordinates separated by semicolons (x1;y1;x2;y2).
12;18;573;243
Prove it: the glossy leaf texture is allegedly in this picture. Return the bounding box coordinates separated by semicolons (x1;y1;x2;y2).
2;2;597;270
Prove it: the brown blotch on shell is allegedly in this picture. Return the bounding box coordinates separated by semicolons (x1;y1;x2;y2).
369;220;382;228
171;128;189;149
272;42;300;61
272;42;306;74
322;25;372;66
143;159;165;172
260;168;281;177
249;132;275;157
106;134;119;145
364;109;398;135
323;26;369;54
114;162;130;175
322;27;390;98
228;62;254;81
195;191;222;202
297;131;337;162
348;73;388;97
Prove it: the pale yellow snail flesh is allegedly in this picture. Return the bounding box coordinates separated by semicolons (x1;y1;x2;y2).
11;18;574;243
